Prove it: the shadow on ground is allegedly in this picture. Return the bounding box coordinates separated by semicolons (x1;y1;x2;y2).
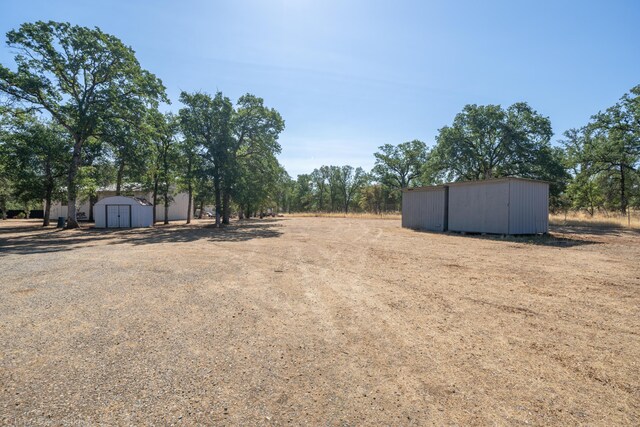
492;232;600;248
0;222;49;235
550;223;640;237
0;219;284;256
410;226;606;248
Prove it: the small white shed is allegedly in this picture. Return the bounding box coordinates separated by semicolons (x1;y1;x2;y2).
94;196;153;228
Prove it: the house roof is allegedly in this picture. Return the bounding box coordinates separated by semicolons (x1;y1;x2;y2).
97;184;145;192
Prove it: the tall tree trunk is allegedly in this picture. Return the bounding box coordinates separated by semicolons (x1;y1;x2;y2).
65;137;83;229
198;199;204;219
89;193;97;222
116;160;125;195
343;188;349;214
43;186;52;226
152;176;159;224
164;186;169;225
162;148;170;225
620;164;627;214
214;173;221;227
331;189;338;212
43;161;53;226
186;182;193;224
222;191;231;225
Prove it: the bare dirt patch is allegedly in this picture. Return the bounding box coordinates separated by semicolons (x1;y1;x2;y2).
1;218;638;425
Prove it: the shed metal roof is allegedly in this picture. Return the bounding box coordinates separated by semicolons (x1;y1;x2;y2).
445;177;550;186
402;184;448;193
402;177;549;192
133;197;153;206
95;195;153;206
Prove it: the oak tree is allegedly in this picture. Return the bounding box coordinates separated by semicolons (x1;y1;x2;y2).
0;21;166;227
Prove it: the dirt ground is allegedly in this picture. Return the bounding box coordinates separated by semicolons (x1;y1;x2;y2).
0;217;638;425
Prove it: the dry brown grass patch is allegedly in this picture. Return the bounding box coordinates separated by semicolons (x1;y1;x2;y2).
285;212;401;220
550;210;640;230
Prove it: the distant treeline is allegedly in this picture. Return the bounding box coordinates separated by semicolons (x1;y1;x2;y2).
283;90;640;216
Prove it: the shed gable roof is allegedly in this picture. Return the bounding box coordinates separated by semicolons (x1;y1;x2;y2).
94;196;153;206
403;177;549;192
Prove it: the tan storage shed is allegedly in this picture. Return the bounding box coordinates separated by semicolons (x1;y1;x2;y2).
401;185;449;232
447;178;548;235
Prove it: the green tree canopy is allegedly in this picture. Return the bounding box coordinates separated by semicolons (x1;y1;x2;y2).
179;91;284;224
147;111;180;224
179;91;234;226
426;102;568;205
373;140;427;190
426;103;558;181
0;112;70;225
562;85;640;213
0;21;166;227
227;94;284;222
336;165;367;213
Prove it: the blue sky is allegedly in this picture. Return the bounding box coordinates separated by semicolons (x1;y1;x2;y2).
1;0;639;177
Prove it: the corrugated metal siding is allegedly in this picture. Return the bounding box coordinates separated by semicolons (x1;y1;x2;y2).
508;180;549;234
402;188;447;231
47;201;91;220
94;196;154;228
405;178;549;235
47;191;190;221
448;181;510;234
101;191;190;221
155;192;189;221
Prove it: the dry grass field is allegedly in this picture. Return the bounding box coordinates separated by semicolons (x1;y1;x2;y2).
550;210;640;230
1;217;639;425
288;212;402;220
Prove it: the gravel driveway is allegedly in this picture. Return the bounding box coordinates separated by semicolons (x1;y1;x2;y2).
1;218;639;425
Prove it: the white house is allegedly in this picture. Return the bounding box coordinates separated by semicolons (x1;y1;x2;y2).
94;196;154;228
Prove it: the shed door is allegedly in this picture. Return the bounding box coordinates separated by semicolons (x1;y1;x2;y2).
106;205;131;228
106;205;119;228
118;205;131;227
